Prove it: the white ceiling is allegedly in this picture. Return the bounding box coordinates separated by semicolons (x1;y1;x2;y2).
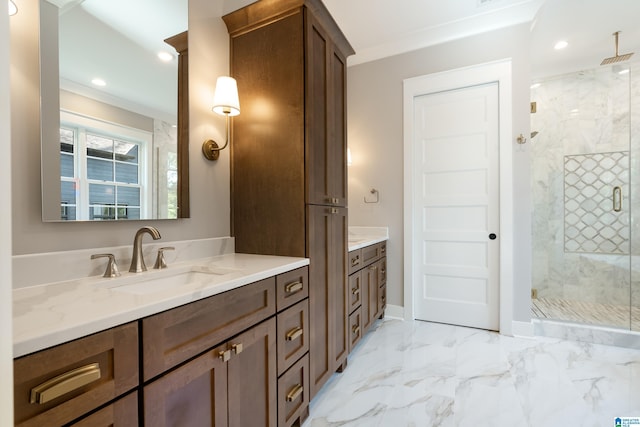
55;0;640;119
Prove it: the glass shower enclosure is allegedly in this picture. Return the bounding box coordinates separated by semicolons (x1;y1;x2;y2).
530;62;639;332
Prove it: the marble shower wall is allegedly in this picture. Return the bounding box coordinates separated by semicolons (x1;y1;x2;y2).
531;64;640;327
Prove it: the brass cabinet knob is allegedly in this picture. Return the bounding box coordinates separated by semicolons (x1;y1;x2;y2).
231;343;243;355
218;349;231;362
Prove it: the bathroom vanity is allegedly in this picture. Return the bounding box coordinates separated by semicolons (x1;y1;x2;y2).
13;254;309;427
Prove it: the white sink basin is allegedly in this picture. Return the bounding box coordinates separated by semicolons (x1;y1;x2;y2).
102;265;240;295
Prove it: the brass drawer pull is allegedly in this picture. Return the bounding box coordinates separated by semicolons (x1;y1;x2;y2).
381;246;386;254
352;288;360;295
285;281;304;294
232;343;243;355
369;265;377;271
30;363;101;404
351;255;360;266
285;327;303;341
331;208;338;214
286;384;303;402
218;349;231;362
352;325;360;336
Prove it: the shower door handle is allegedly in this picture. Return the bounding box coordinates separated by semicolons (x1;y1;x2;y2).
613;186;622;212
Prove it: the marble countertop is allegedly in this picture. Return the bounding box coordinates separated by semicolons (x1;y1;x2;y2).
348;226;389;251
13;253;309;358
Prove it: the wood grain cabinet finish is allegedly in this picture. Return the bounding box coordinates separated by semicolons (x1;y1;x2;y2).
141;277;276;381
70;391;138;427
277;354;310;427
277;299;310;376
276;266;309;312
348;308;363;351
347;242;388;350
144;318;277;427
223;0;353;403
13;322;138;427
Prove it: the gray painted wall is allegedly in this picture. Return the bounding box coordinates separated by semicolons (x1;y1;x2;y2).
346;23;533;322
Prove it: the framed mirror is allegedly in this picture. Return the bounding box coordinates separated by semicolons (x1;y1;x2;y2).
40;0;189;221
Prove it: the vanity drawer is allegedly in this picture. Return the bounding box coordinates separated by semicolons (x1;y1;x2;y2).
142;277;276;381
277;299;309;376
278;354;310;427
348;271;362;313
348;249;362;275
361;243;381;266
349;307;363;351
276;266;309;311
14;322;138;427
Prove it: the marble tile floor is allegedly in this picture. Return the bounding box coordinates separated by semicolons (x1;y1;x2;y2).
532;297;640;330
303;319;640;427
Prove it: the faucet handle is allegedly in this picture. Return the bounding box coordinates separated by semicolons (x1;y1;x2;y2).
91;254;121;278
154;247;175;270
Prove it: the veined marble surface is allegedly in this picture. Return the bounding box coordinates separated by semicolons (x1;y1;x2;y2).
13;236;235;289
304;319;640;426
349;226;389;251
13;253;308;358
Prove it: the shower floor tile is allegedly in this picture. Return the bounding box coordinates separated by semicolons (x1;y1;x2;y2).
532;297;640;329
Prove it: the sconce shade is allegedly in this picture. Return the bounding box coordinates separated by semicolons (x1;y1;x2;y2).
212;76;240;117
9;0;17;15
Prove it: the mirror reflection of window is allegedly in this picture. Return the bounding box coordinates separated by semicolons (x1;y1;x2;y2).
59;111;152;220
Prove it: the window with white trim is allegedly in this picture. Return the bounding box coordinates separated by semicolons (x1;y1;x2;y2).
59;113;151;220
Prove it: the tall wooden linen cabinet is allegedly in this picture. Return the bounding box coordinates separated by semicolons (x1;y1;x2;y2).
223;0;354;399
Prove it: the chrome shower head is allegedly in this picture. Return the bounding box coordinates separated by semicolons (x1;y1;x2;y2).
601;31;634;65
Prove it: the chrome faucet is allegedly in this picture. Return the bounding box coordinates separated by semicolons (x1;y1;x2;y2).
129;226;161;272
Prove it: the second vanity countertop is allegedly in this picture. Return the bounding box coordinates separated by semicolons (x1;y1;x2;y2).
13;253;309;358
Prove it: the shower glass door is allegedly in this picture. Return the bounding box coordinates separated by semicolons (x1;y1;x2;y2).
531;64;637;330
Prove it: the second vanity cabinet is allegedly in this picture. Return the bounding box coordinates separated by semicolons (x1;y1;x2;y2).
14;265;310;427
347;241;387;351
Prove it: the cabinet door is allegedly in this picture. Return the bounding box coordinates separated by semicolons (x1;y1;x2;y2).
227;318;277;427
144;343;228;427
305;11;347;207
348;271;362;313
307;205;348;399
363;263;379;332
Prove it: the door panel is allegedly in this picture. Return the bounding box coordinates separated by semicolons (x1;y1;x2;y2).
413;82;500;331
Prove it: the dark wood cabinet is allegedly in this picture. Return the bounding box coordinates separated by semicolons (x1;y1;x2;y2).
307;205;349;397
13;322;138;427
144;318;277;427
347;241;388;352
223;0;353;402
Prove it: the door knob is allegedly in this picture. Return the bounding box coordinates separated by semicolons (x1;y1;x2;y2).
489;233;497;240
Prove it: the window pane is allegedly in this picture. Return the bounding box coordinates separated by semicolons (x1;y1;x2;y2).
61;153;74;177
89;183;115;205
90;206;116;220
87;158;114;181
87;134;114;160
167;151;177;170
61;181;76;206
115;141;138;164
60;128;74;154
117;186;140;207
120;207;140;220
61;204;76;221
115;163;138;184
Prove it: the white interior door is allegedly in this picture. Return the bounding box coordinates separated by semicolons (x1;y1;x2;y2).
412;82;500;331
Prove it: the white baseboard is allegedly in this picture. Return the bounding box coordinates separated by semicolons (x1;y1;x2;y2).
384;304;404;320
511;320;534;337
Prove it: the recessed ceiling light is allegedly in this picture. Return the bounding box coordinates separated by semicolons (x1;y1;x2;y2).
530;83;541;89
554;40;568;50
619;69;630;75
158;51;173;62
91;78;106;87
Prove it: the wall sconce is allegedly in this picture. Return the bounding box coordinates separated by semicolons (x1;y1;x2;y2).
347;148;352;166
8;0;17;15
202;76;240;161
